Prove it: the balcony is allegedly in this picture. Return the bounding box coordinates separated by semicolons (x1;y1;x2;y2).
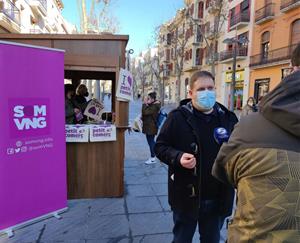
30;27;43;34
26;0;47;16
219;47;248;63
230;13;250;30
280;0;300;12
0;0;21;33
250;44;297;68
255;3;275;25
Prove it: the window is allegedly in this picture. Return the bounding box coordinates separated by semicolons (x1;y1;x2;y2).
196;25;203;42
166;49;170;61
238;32;249;48
185;78;189;98
291;19;300;45
241;0;249;12
254;79;270;102
196;48;203;65
198;2;204;19
261;31;270;61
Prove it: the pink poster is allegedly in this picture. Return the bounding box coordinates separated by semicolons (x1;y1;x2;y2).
0;41;67;233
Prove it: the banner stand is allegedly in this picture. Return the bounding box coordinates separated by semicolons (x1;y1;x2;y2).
0;207;68;238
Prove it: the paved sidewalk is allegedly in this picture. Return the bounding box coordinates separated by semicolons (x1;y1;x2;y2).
0;100;227;243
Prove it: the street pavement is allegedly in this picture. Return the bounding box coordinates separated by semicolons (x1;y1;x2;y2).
0;99;227;243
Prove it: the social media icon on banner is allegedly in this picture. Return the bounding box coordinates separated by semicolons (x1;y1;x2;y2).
7;148;15;155
16;141;22;147
21;146;27;153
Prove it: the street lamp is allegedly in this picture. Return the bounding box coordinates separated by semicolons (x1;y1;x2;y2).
126;49;134;71
223;36;249;111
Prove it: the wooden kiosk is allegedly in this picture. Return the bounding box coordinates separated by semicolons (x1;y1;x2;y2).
0;34;129;199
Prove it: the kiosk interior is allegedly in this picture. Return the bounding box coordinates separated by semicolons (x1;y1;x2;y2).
0;34;130;199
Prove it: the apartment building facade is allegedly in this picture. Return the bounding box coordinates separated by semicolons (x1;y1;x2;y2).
158;0;232;104
218;0;255;109
249;0;300;101
0;0;75;34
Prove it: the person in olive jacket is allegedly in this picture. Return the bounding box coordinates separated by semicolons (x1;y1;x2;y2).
154;71;238;243
142;92;161;164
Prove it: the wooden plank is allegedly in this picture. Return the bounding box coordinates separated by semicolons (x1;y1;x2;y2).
64;54;118;68
66;129;125;199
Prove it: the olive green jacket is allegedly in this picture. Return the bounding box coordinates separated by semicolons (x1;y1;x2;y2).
213;70;300;242
142;102;161;135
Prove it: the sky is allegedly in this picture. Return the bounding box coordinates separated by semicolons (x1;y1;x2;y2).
62;0;185;56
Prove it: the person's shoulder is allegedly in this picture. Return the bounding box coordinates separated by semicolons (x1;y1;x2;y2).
216;103;238;121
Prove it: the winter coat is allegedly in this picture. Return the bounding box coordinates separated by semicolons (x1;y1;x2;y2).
212;70;300;242
240;104;257;118
142;102;161;135
155;102;238;218
65;98;75;124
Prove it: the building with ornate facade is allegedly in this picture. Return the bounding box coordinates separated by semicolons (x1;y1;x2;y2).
0;0;76;34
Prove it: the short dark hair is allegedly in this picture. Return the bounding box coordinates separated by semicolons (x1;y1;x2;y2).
64;84;75;96
189;71;215;89
291;43;300;67
148;92;157;100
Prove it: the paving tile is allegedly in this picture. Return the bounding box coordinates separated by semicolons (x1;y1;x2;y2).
87;198;125;216
150;183;168;196
129;212;172;236
140;233;173;243
126;196;162;214
147;174;167;184
126;184;155;197
125;173;149;185
84;215;129;240
157;196;171;212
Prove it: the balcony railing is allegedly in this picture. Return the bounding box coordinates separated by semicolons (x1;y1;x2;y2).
0;0;20;25
30;28;43;34
230;13;250;29
250;44;297;67
280;0;300;12
25;0;47;13
255;3;275;24
219;47;248;62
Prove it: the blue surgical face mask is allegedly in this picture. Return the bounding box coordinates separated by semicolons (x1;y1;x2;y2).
196;90;216;110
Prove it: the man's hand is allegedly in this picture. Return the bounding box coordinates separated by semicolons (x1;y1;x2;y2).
180;153;196;169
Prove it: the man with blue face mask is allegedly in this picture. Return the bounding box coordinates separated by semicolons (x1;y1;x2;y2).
155;71;238;243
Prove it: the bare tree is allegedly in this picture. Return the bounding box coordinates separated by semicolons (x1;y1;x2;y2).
185;0;228;76
77;0;119;34
132;58;150;98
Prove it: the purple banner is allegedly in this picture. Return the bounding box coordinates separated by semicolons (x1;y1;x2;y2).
0;42;67;232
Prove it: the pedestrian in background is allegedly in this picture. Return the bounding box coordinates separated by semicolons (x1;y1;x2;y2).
74;84;90;123
240;96;257;118
64;84;80;124
142;92;161;165
212;43;300;242
155;71;238;243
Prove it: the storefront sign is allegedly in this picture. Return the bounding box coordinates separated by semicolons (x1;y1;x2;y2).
116;68;134;101
0;42;67;235
84;99;104;121
89;125;116;142
225;70;245;83
65;125;89;143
